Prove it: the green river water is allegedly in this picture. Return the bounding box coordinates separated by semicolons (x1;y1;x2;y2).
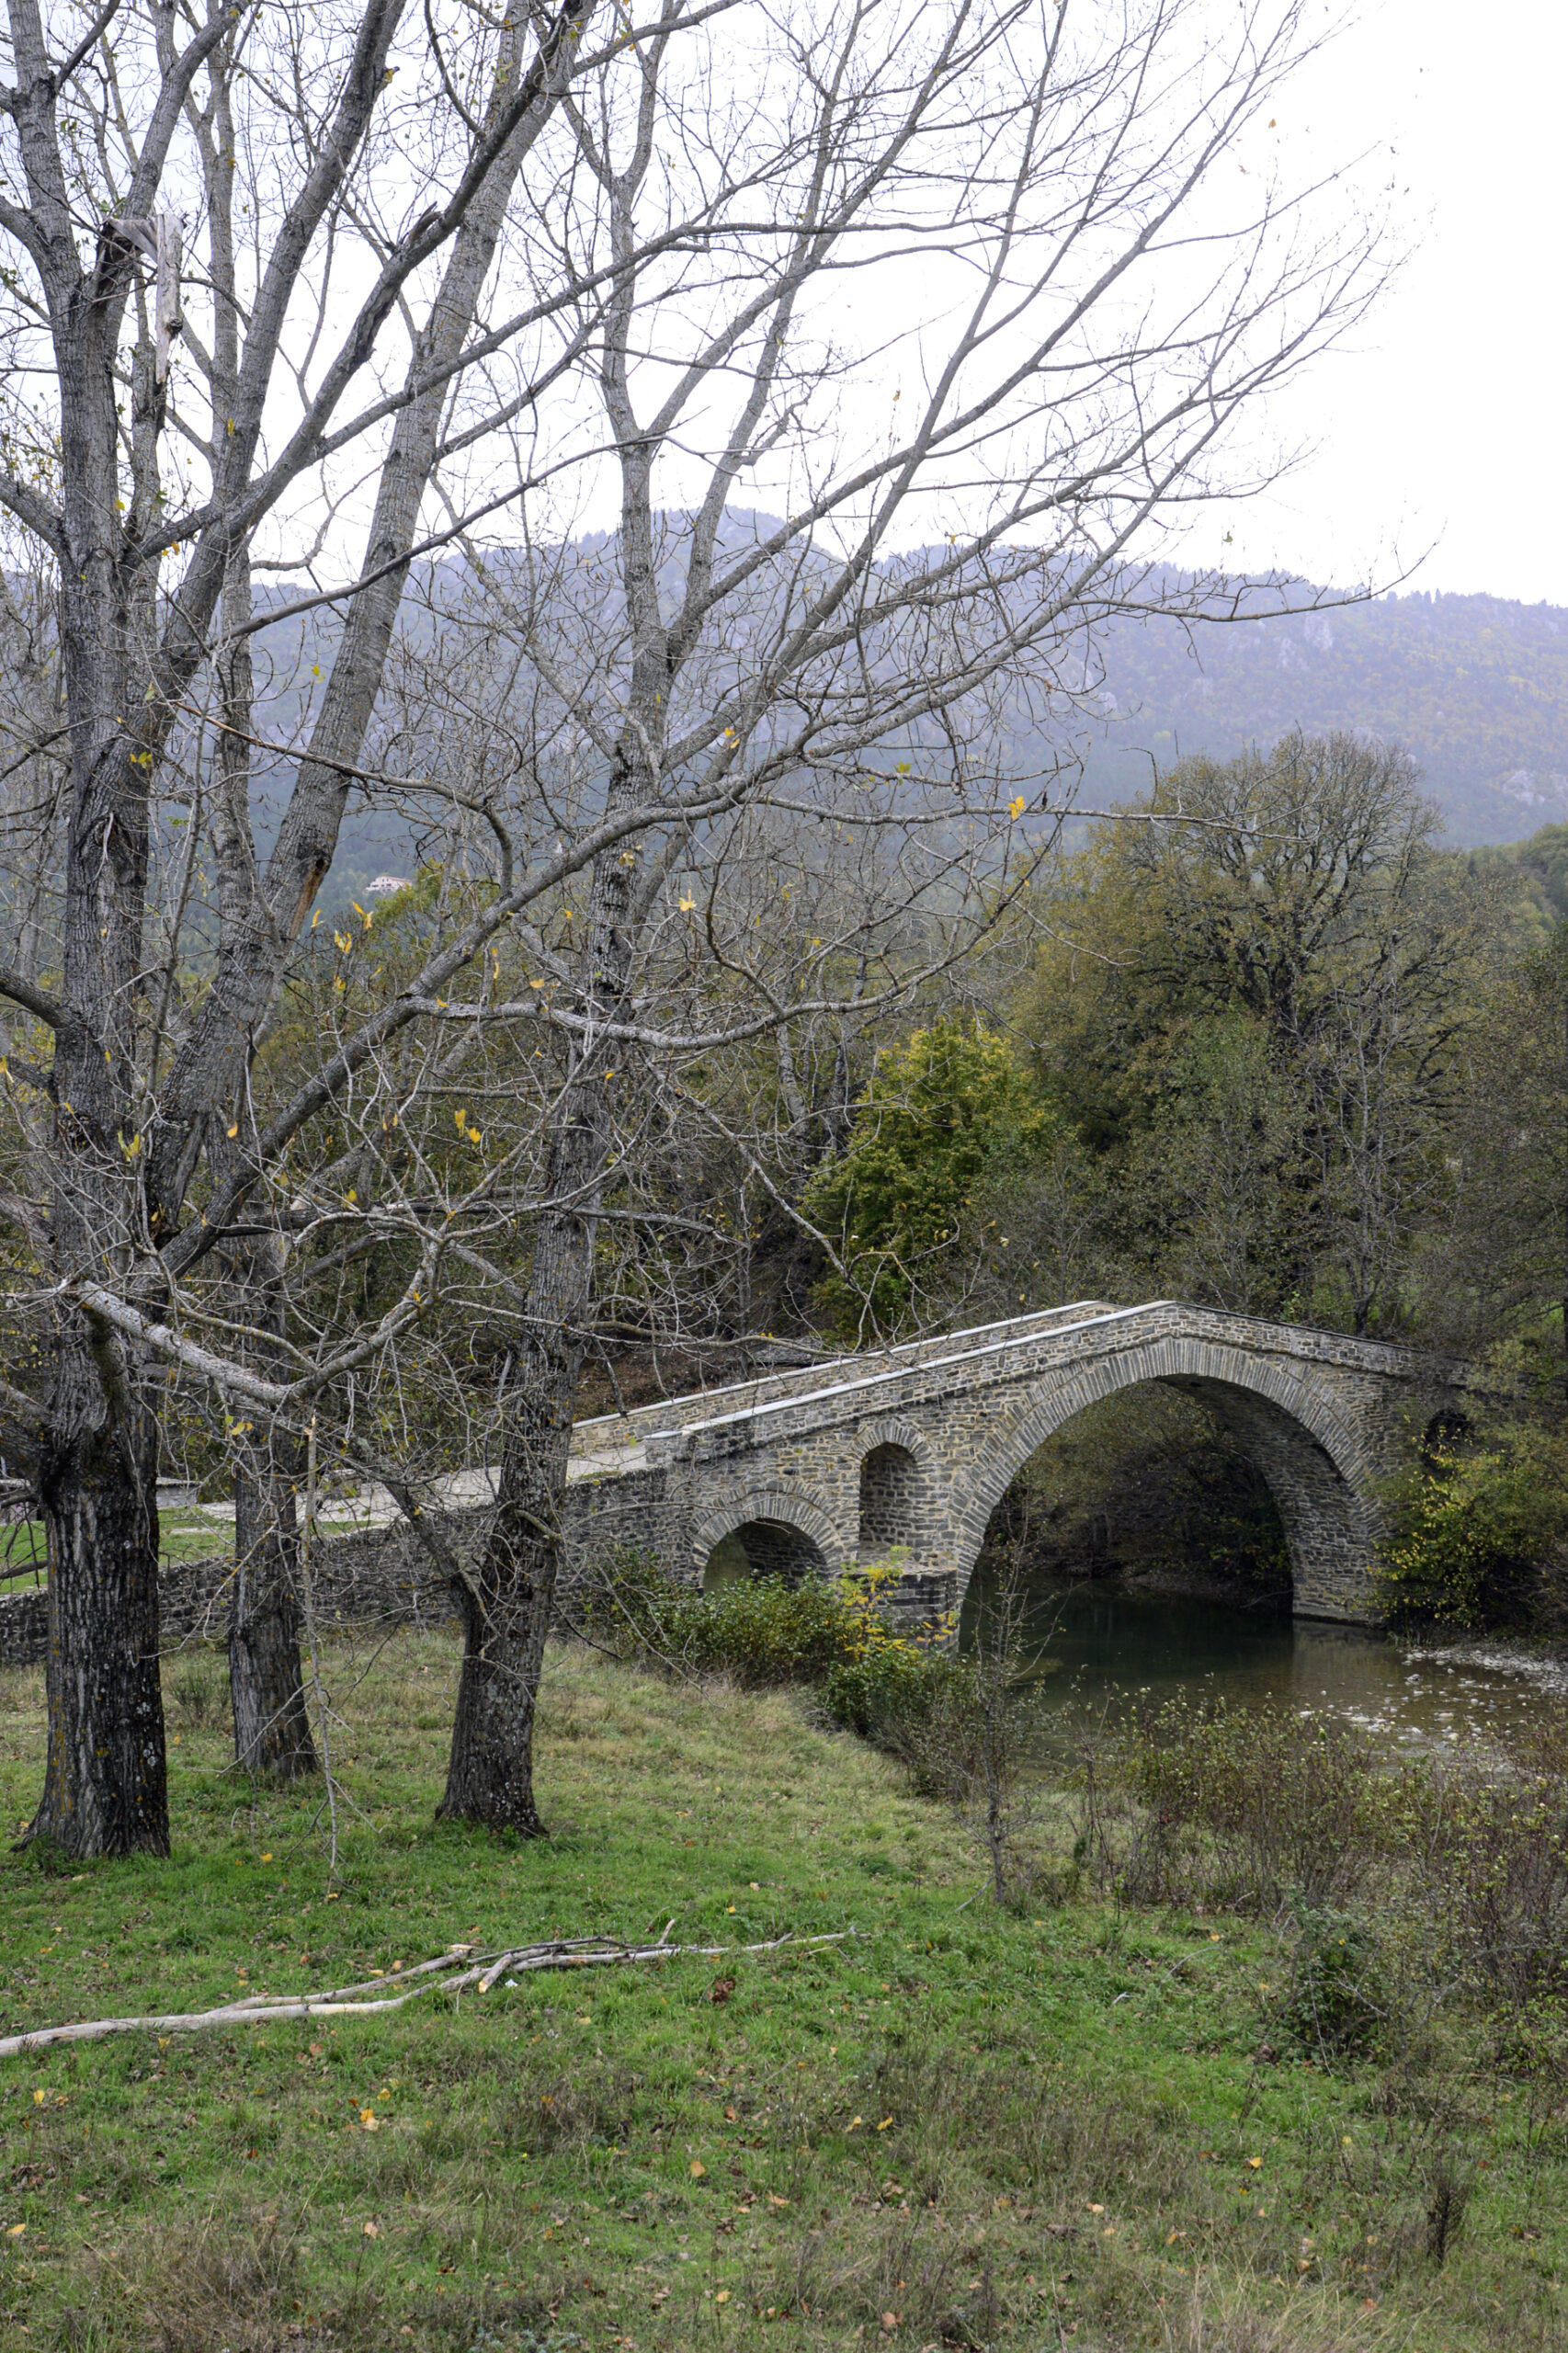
1004;1575;1567;1758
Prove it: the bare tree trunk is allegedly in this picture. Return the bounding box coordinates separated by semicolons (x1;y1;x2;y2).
26;47;169;1847
438;801;632;1831
204;530;317;1777
231;1484;316;1778
229;1248;318;1779
34;1328;166;1857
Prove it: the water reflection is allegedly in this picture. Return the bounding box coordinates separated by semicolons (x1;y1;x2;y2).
975;1574;1568;1759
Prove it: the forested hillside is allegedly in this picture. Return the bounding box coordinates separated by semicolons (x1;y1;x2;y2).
1078;587;1568;843
275;567;1568;892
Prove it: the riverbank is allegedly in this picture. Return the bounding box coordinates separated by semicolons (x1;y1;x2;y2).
0;1631;1562;2351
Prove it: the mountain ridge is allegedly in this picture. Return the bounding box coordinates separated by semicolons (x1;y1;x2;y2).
1075;585;1568;844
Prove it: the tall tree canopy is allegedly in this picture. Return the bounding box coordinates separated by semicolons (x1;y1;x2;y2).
1019;734;1508;1331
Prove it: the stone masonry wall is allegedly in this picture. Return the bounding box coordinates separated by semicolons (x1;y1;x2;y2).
0;1461;689;1670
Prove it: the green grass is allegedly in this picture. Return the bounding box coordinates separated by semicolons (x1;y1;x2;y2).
0;1631;1561;2351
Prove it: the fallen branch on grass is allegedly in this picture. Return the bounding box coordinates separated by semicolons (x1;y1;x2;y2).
0;1928;852;2058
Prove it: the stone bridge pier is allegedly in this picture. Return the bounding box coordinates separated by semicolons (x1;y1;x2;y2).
562;1302;1472;1627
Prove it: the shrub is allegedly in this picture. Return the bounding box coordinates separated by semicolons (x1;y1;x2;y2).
679;1573;867;1686
1379;1418;1568;1630
573;1549;861;1683
572;1551;956;1736
1116;1698;1401;1915
1417;1771;1568;2011
822;1642;965;1745
1279;1905;1390;2058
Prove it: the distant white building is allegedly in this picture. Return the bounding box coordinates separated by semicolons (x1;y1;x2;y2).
366;873;413;896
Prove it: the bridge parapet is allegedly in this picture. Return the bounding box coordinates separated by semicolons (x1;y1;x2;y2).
642;1302;1445;1466
569;1300;1120;1461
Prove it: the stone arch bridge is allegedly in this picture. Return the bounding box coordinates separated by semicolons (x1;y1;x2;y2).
563;1301;1471;1626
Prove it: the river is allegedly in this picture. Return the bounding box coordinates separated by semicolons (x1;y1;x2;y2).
983;1574;1568;1760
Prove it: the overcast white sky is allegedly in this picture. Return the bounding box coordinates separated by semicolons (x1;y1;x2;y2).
1199;0;1568;603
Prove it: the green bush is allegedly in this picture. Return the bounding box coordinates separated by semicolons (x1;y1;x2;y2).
574;1552;955;1732
1379;1421;1568;1628
681;1573;867;1685
1280;1906;1390;2058
574;1550;861;1684
823;1642;966;1744
1116;1698;1403;1914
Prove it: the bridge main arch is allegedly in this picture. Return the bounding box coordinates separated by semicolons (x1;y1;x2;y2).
947;1336;1381;1622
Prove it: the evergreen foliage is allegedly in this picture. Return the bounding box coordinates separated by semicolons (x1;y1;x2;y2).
801;1017;1053;1337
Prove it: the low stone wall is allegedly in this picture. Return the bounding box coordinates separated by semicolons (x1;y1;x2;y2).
0;1512;480;1669
0;1459;952;1668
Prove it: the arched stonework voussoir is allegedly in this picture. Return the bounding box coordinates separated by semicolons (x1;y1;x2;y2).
945;1336;1382;1621
855;1415;929;1462
690;1488;848;1581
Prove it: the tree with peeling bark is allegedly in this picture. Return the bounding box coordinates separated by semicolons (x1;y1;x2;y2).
0;0;1384;1856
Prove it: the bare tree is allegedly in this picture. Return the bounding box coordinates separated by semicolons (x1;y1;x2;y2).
404;0;1391;1831
0;0;699;1849
0;0;1385;1855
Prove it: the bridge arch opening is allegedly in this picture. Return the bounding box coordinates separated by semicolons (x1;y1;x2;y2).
702;1518;828;1590
953;1343;1380;1624
970;1386;1291;1612
858;1442;921;1557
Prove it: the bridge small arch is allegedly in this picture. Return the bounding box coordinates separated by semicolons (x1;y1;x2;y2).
858;1419;926;1557
950;1337;1381;1622
694;1490;839;1588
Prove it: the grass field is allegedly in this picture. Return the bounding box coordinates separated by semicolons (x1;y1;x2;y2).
0;1630;1562;2351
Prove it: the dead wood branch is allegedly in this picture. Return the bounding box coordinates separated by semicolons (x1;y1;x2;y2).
0;1928;851;2057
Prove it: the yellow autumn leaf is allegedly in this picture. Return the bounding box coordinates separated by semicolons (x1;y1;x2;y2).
689;2159;706;2177
1008;795;1027;818
679;896;696;912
